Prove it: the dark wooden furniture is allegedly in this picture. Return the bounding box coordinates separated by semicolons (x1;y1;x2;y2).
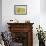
7;23;34;46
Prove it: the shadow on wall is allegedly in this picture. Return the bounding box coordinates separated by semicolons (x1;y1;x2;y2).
0;0;2;32
40;0;46;14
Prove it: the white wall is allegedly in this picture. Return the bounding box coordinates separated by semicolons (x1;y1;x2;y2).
2;0;40;31
2;0;46;46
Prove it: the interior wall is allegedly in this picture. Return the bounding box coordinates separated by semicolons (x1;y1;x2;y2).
2;0;40;31
40;0;46;13
0;0;2;32
40;0;46;31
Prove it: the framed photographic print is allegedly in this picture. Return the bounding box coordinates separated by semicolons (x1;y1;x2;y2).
14;5;27;15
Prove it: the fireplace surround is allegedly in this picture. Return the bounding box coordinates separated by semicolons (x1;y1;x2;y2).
7;23;34;46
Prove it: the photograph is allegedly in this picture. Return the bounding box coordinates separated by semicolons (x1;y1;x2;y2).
14;5;27;15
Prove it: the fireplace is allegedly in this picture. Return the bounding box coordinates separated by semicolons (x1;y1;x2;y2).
11;32;28;46
7;23;34;46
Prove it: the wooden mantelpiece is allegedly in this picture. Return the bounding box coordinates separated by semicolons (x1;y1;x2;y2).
7;23;34;46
